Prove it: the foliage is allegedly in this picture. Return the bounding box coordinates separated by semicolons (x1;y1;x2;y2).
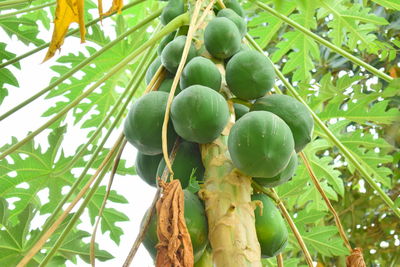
0;0;399;266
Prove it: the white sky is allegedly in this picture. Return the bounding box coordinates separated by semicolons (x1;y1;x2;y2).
0;7;156;267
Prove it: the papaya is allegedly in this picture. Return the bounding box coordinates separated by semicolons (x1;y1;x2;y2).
204;17;241;59
156;141;205;188
224;0;245;17
233;103;249;120
252;193;288;258
135;152;162;187
161;35;197;73
171;85;229;144
251;94;314;152
158;78;182;95
179;56;222;91
124;91;177;155
145;57;162;85
157;31;176;56
142;190;209;262
160;0;184;26
253;152;298;187
217;8;246;37
228;111;294;177
226;50;275;100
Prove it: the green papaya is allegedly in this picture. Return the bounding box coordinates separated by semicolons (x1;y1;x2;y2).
226;50;275;100
251;94;314;152
157;31;176;55
171;85;229;144
145;57;162;85
142;190;209;262
161;35;197;73
180;56;222;91
124;91;177;155
156;141;205;188
204;17;241;59
135;152;162;187
217;8;246;37
233;103;249;120
253;153;298;187
224;0;245;17
160;0;184;26
228;111;294;177
158;78;182;95
252;193;288;258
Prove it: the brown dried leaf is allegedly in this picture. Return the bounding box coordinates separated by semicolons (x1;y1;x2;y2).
44;0;86;62
156;179;194;267
346;248;366;267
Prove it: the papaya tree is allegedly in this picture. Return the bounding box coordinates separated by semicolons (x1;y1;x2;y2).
0;0;399;266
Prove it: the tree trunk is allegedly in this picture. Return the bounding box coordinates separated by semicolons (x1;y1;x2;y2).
199;121;262;267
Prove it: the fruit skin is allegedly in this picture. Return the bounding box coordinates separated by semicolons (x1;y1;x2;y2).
161;35;197;73
157;31;176;55
171;85;229;144
233;103;249;120
226;50;275;100
204;17;241;59
252;193;288;258
145;57;162;85
158;78;182;96
224;0;245;17
156;141;205;188
217;8;246;37
142;190;209;262
135;152;162;187
253;152;298;187
251;94;314;152
160;0;184;25
124;91;177;155
228;111;294;177
179;56;222;91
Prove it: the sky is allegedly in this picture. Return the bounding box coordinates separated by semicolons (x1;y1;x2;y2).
0;8;156;267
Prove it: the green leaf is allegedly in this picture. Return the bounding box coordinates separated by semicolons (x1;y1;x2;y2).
0;17;44;46
299;226;349;256
318;1;388;53
270;0;319;82
371;0;400;10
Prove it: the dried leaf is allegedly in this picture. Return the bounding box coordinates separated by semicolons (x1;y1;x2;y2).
155;179;194;267
346;248;366;267
44;0;86;62
103;0;123;16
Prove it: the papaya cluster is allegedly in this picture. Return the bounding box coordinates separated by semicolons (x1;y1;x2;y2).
124;0;314;261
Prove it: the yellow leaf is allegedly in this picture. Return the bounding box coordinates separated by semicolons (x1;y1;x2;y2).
103;0;123;16
43;0;86;62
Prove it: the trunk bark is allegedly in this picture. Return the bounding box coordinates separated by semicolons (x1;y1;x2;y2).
199;122;262;267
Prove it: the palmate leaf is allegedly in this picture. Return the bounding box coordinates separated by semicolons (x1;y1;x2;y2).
372;0;400;10
0;126;130;244
277;139;342;211
328;120;394;187
270;0;319;82
248;0;297;49
318;0;388;53
0;17;44;46
297;226;348;257
42;14;151;131
0;42;20;105
0;200;113;266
